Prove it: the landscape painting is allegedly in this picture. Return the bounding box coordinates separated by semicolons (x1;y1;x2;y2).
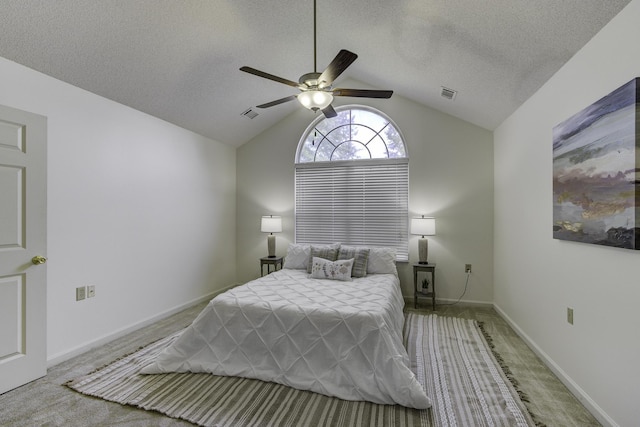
553;78;639;249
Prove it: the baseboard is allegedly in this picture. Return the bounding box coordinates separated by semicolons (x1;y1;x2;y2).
435;297;493;307
403;295;493;308
47;283;239;367
493;304;618;427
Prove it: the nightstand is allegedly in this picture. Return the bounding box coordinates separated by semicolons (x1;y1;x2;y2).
413;263;436;310
260;256;283;276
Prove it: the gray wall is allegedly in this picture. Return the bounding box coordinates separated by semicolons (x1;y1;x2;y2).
237;81;494;301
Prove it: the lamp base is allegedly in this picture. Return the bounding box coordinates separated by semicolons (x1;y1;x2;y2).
267;234;276;257
418;237;429;264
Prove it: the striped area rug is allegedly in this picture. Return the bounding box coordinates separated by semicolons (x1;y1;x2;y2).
66;313;538;426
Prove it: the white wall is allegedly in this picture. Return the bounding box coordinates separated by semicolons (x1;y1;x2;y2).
237;84;494;302
493;1;640;426
0;57;237;362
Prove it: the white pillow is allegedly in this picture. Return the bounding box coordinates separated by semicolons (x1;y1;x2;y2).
341;246;398;275
310;257;353;281
283;243;310;269
283;243;341;270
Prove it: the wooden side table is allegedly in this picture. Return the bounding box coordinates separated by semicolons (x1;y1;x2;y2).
260;256;283;276
413;263;436;310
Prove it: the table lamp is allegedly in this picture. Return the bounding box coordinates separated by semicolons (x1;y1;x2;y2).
411;216;436;264
261;215;282;257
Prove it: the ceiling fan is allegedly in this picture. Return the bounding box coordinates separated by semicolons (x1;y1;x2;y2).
239;0;393;119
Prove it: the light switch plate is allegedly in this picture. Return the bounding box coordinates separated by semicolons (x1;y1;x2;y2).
76;286;86;301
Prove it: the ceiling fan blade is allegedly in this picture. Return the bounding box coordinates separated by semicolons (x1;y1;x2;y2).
240;66;301;88
322;104;337;118
332;88;393;99
256;95;298;109
318;50;358;86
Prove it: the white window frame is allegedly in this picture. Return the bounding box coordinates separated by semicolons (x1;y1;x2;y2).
294;106;409;261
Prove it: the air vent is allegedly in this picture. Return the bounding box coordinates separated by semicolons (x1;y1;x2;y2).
241;108;259;119
440;87;457;101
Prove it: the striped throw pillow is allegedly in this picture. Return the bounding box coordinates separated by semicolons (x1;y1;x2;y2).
306;245;340;273
337;247;370;278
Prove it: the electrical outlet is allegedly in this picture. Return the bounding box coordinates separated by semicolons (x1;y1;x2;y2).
567;307;574;325
76;286;86;301
465;264;472;273
87;285;96;298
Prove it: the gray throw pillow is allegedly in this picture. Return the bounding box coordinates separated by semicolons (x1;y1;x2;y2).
337;247;370;278
306;245;340;273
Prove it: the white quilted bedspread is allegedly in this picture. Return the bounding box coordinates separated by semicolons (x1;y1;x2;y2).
141;269;431;409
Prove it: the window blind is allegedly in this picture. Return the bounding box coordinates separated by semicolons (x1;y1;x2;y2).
295;159;409;261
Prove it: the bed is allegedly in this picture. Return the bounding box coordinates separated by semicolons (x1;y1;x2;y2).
141;244;431;409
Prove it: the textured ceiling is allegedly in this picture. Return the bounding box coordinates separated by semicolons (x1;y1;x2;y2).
0;0;631;147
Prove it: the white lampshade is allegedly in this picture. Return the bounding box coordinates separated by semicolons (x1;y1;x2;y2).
410;216;436;237
298;90;333;111
261;216;282;233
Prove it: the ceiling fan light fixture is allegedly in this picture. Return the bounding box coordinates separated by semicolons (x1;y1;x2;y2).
298;90;333;111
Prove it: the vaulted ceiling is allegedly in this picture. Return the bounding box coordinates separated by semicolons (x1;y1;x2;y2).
0;0;631;147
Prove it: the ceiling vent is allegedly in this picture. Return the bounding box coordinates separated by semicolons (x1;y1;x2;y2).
440;87;457;101
241;108;259;119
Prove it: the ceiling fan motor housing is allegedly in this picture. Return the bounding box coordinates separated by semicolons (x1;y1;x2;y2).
299;72;326;89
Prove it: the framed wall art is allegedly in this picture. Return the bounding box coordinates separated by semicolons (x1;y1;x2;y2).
553;77;639;249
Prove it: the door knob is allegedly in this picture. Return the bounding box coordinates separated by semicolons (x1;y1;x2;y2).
32;255;47;265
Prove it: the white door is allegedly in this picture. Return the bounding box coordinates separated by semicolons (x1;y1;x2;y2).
0;104;47;394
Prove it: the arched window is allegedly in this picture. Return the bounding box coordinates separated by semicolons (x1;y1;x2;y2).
295;106;409;261
296;106;407;162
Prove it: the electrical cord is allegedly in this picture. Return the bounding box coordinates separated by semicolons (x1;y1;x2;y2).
440;271;471;306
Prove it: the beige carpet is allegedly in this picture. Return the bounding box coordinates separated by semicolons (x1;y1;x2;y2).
66;313;539;426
